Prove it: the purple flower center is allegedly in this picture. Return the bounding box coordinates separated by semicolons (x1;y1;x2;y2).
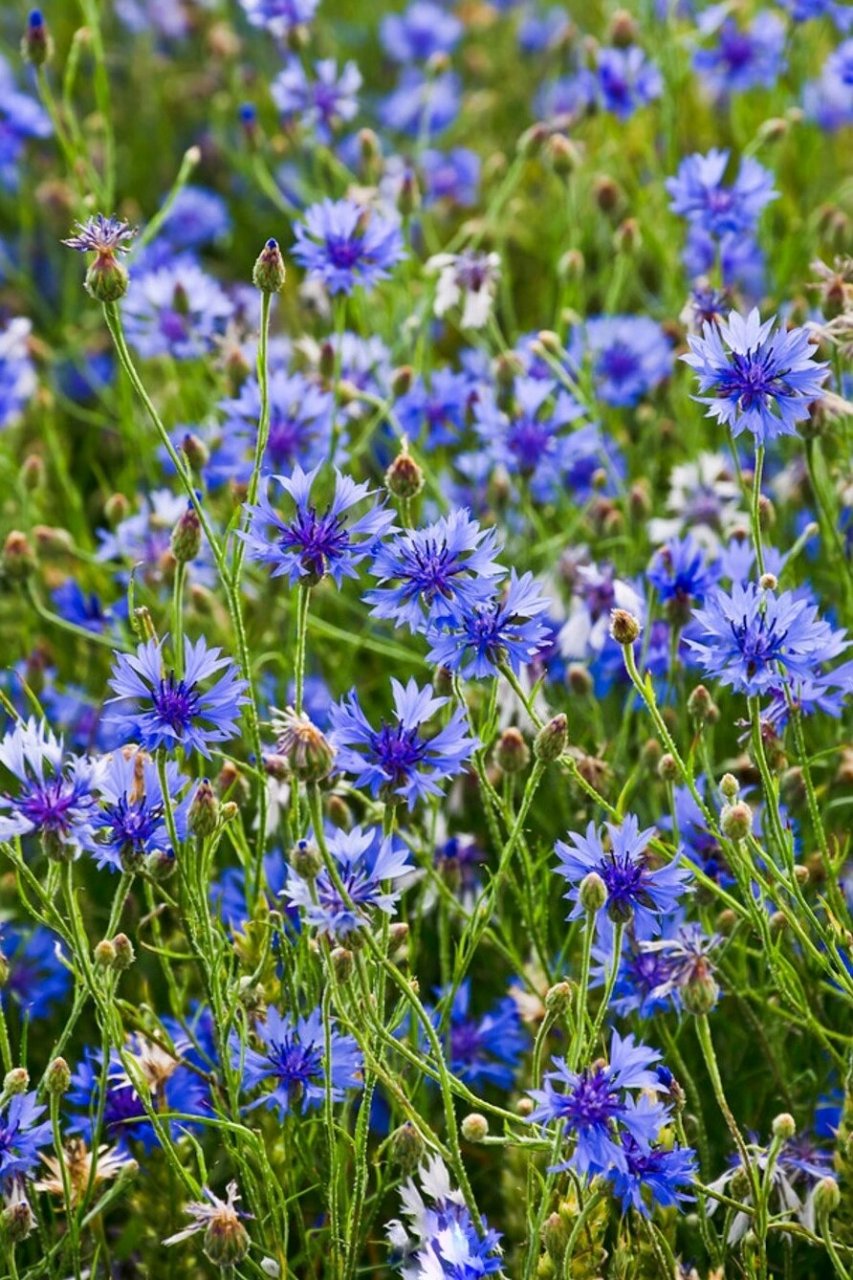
730;611;787;677
105;1083;148;1139
153;672;202;733
721;31;756;71
450;1020;484;1066
564;1068;622;1130
279;506;350;578
508;419;551;472
325;234;365;269
267;1034;323;1102
598;342;639;387
601;854;648;920
370;722;428;787
17;778;83;835
409;539;461;600
719;350;791;413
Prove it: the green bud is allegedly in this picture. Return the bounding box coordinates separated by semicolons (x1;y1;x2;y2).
272;707;337;782
85;254;129;303
291;838;323;881
111;933;135;971
388;1121;424;1174
461;1112;489;1142
3;1067;29;1097
579;872;607;915
252;238;287;294
44;1056;71;1096
385;448;424;500
609;608;641;646
534;714;568;763
189;779;220;838
170;505;202;563
721;801;752;841
772;1113;796;1141
495;727;530;774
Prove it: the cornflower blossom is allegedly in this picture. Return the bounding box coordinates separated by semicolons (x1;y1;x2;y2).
420;148;480;208
666;150;777;238
379;69;461;138
428;980;527;1090
271;59;361;141
0;55;52;192
88;750;193;872
219;371;334;477
283;824;412;940
122;258;234;360
608;1136;697;1216
238;0;319;40
647;452;745;548
594;46;662;118
555;813;689;934
97;489;215;590
780;0;851;26
156;186;231;253
68;1045;209;1152
0;925;70;1019
386;1155;504;1278
692;9;786;98
473;378;587;502
293;199;405;296
425;572;553;679
51;581;121;635
0;317;37;428
528;1031;669;1176
0;719;103;856
394;368;475;450
682;309;828;444
804;40;853;132
380;1;462;62
107;636;249;758
0;1093;52;1181
62;214;136;256
427;251;501;330
569;316;674;407
330;678;476;808
242;465;395;585
233;1006;362;1118
364;510;505;633
687;582;851;697
647;534;720;615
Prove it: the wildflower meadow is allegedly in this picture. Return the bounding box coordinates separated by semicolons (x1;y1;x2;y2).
0;0;852;1276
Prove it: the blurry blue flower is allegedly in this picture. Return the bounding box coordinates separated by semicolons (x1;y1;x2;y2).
0;317;37;428
687;582;851;696
395;368;474;450
219;371;334;477
284;824;411;939
535;72;597;122
570;316;674;407
0;56;52;191
0;1093;51;1180
89;750;192;872
364;509;505;633
379;69;461;138
122;258;234;360
529;1031;669;1176
50;580;122;635
804;39;853;130
594;46;662;118
386;1154;503;1277
420;148;480;207
0;719;102;855
779;0;851;28
158;185;231;251
380;2;462;62
242;464;395;585
666;149;777;238
107;636;249;758
683;309;828;444
682;226;767;299
293;198;405;296
97;489;215;590
426;571;553;678
233;1006;362;1118
647;534;720;611
238;0;319;40
518;6;571;53
474;377;587;502
693;8;786;98
272;58;361;142
431;980;527;1089
0;924;70;1019
330;677;476;807
555;813;689;933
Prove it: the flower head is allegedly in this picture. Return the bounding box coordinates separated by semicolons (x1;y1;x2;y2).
122;258;234;360
238;0;318;40
386;1155;503;1277
666;150;777;238
36;1138;134;1206
594;46;662;118
0;719;102;856
233;1006;362;1118
272;58;361;142
219;371;334;479
242;465;395;585
430;980;527;1090
693;10;786;98
107;636;249;758
0;1093;52;1181
284;824;411;939
570;316;674;407
89;749;193;872
0;925;70;1019
380;1;462;62
293;198;405;296
647;534;720;613
164;1181;249;1265
426;571;553;679
427;251;501;330
683;309;828;444
330;678;476;808
62;214;136;255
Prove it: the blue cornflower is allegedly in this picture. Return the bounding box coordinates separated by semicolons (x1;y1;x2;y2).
693;9;786;98
420;148;480;208
284;824;412;940
62;214;136;255
107;636;249;758
686;581;850;696
97;489;216;591
0;1093;52;1181
781;0;851;27
364;510;505;633
88;750;192;872
474;377;587;502
380;69;461;138
536;71;597;124
570;316;674;407
0;55;52;192
518;6;571;53
157;185;231;252
0;317;36;429
666;150;777;239
386;1155;503;1277
219;371;334;477
242;464;395;585
271;58;361;142
647;535;720;613
528;1031;669;1176
0;719;102;855
380;1;462;62
669;780;732;887
122;258;233;360
233;1006;362;1118
683;227;767;299
293;199;405;296
0;925;70;1019
555;813;689;933
329;678;476;808
238;0;319;40
804;39;853;131
607;1135;697;1215
430;980;527;1090
425;571;553;679
50;580;121;635
594;46;662;118
395;368;474;450
683;309;828;444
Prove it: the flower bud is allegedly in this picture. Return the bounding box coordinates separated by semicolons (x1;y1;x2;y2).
721;801;752;841
385;448;424;500
44;1056;71;1096
687;684;715;725
567;663;593;696
330;946;354;982
534;714;567;762
608;8;638;45
389;1121;424;1174
181;432;210;474
461;1112;489;1142
546;134;581;177
3;1068;29;1097
544;980;573;1014
203;1213;250;1268
272;708;336;782
720;772;739;801
681;972;720;1016
189;779;220;838
759;572;777;591
609;608;640;646
516;1097;534;1117
170;504;202;563
85;254;129;303
579;871;607;915
814;1176;841;1215
495;727;530;774
771;1113;796;1141
20;454;45;491
291;838;323;881
145;850;177;881
112;933;135;971
657;752;679;783
22;10;53;66
357;127;382;181
1;1189;35;1243
94;938;117;968
253;238;287;294
398;167;420;218
104;492;131;526
2;531;36;581
542;1212;568;1261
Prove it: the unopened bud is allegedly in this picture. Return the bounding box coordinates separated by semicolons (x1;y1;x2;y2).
593;175;620;213
547;133;580;176
170;504;202;563
389;1121;424;1174
390;364;414;397
111;933;135;971
495;727;530;774
516;1097;534;1117
181;432;210;473
534;714;567;762
104;492;130;526
85;254;129;303
358;127;382;181
253;238;287;294
681;972;719;1015
614;217;641;254
44;1056;71;1096
3;1068;29;1097
20;454;45;491
772;1112;796;1141
687;684;715;724
273;708;336;782
291;838;323;881
608;8;638;45
579;871;607;915
609;608;640;646
568;663;593;696
94;939;116;968
22;10;53;66
814;1176;841;1215
189;779;220;838
326;794;353;830
721;801;752;841
759;572;777;591
330;946;354;982
544;980;573;1014
461;1112;489;1142
2;531;36;581
720;772;739;801
657;752;679;783
385;448;424;500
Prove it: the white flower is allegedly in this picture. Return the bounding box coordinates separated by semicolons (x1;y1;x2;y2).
427;251;500;330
